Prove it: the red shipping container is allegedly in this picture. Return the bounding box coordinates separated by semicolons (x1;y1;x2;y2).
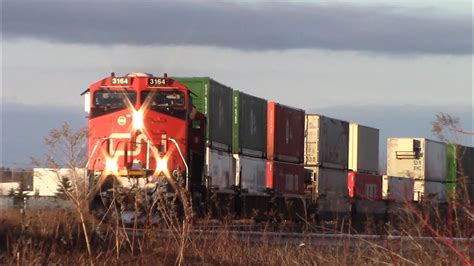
267;102;305;163
348;171;382;200
267;160;305;195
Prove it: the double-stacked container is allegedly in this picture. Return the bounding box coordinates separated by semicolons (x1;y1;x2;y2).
387;138;447;203
446;144;474;202
174;77;235;192
348;123;381;198
304;115;350;216
232;91;267;194
266;102;305;195
457;145;474;203
347;124;384;215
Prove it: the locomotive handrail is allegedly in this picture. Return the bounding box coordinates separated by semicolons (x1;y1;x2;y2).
86;138;108;169
168;137;189;190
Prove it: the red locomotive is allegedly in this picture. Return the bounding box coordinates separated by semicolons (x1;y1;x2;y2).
85;73;206;223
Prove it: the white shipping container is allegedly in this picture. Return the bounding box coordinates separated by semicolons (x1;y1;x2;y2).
387;138;446;182
306;166;348;198
305;115;349;169
349;123;379;174
206;148;235;189
234;154;266;193
383;175;414;202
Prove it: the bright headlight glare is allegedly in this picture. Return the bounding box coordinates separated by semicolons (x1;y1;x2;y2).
156;158;168;173
105;158;118;172
133;110;144;130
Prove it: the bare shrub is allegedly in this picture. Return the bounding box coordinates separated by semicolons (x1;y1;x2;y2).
31;122;93;263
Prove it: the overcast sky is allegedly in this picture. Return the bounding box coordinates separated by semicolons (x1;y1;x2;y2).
1;0;472;166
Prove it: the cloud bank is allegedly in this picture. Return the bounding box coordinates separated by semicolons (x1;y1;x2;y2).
3;0;472;55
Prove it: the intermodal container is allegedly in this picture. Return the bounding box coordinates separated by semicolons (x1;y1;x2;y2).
446;144;457;198
174;77;233;151
455;145;474;202
205;148;235;189
267;102;305;163
304;114;349;169
347;171;382;201
383;179;445;203
421;180;446;203
266;161;305;195
383;175;414;202
234;154;266;193
232;91;267;157
305;166;348;198
387;138;446;201
348;123;379;174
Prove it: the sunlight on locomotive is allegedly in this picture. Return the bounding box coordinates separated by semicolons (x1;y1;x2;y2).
132;110;144;130
105;158;118;173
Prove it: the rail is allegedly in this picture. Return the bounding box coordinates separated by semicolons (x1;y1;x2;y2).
117;227;474;247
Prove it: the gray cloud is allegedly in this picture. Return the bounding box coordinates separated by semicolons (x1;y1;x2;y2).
2;0;472;55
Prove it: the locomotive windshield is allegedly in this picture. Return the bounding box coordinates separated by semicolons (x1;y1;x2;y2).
141;90;186;119
141;90;185;107
93;90;137;108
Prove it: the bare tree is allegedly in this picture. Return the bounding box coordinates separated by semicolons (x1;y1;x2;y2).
431;112;464;144
32;122;92;263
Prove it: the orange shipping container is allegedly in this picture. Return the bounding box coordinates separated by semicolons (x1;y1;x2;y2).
267;160;305;195
347;171;383;201
267;102;305;163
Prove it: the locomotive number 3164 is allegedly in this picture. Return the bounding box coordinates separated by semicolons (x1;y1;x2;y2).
111;77;130;85
148;78;167;85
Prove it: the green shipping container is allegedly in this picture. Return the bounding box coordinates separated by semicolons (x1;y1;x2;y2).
446;144;474;202
232;91;267;157
174;77;233;150
456;145;474;203
446;144;457;197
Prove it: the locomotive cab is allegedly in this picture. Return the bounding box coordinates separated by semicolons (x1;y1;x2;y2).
85;72;205;223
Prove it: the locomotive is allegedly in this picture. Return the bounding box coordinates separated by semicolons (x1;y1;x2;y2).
85;73;207;223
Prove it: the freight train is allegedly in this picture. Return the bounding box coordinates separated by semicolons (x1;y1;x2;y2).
84;73;473;226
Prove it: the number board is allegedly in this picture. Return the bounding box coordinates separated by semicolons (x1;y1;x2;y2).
148;78;167;86
111;77;130;85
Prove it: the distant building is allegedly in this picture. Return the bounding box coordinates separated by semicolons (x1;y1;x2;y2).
0;168;86;197
31;168;87;197
0;168;33;190
0;182;22;196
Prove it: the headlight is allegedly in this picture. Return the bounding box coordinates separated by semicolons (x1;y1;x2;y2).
105;158;118;173
156;158;168;173
132;110;144;130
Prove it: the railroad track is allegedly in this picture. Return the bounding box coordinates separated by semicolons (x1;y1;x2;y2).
112;226;473;249
193;231;473;247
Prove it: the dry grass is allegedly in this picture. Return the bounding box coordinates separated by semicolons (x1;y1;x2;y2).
1;208;472;265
